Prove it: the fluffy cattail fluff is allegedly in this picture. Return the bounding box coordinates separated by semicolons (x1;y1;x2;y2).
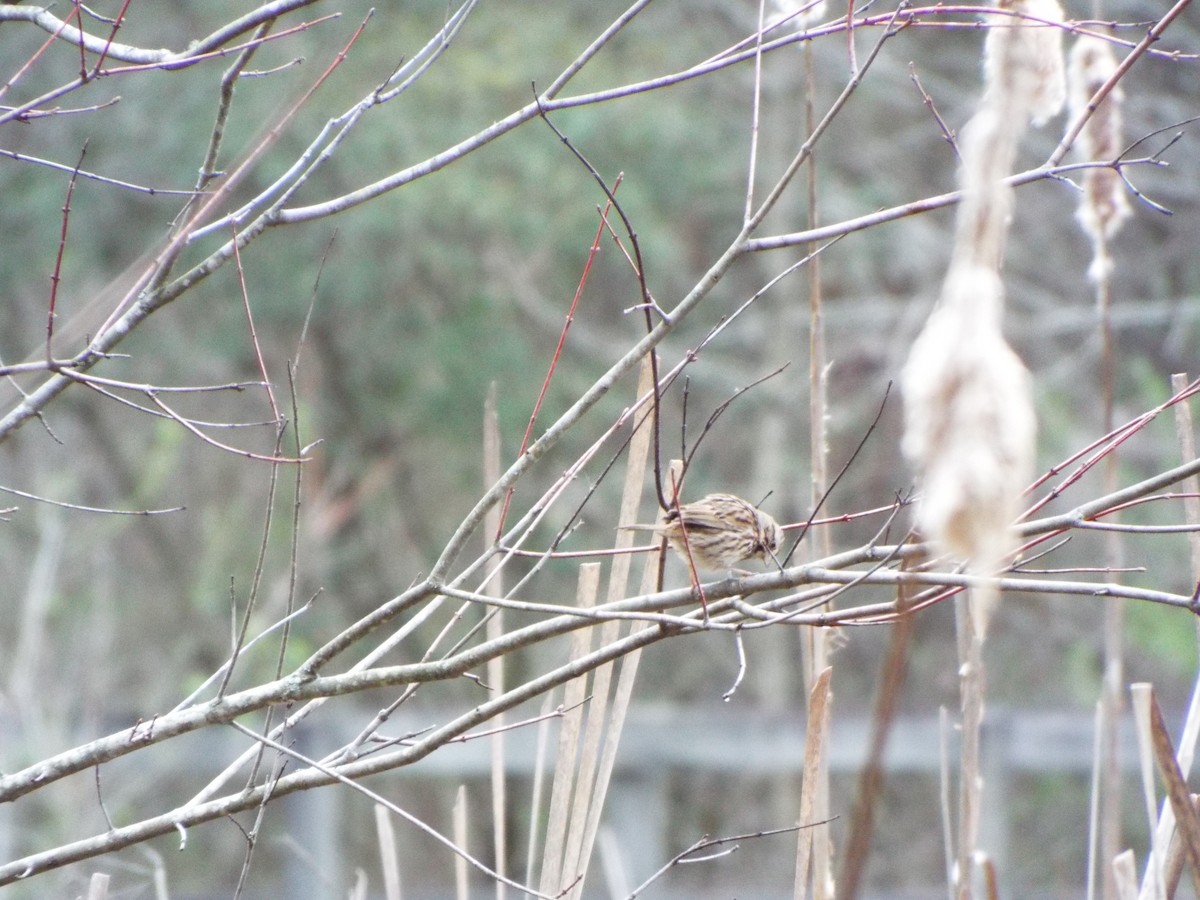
902;266;1036;636
901;0;1047;638
984;0;1067;126
1069;35;1130;280
952;107;1015;272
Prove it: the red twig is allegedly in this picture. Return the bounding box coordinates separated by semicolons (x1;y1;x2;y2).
0;23;60;102
494;180;621;538
90;0;134;76
1022;377;1200;519
230;225;281;425
1100;491;1200;518
72;1;87;76
46;140;88;362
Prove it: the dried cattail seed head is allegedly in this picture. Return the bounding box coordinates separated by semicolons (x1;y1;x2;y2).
901;265;1036;631
1069;35;1131;251
985;0;1067;126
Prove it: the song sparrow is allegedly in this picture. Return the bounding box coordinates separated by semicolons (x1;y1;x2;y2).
624;493;784;572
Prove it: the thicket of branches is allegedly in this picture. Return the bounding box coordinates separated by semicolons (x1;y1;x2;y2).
2;1;1200;897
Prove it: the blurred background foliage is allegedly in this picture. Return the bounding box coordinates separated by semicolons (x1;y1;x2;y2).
2;0;1200;896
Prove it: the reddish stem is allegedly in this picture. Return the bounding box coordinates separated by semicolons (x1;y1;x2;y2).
46;140;88;362
495;178;622;538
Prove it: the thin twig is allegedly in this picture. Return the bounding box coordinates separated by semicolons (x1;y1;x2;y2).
46;140;87;361
0;483;183;516
228;722;552;899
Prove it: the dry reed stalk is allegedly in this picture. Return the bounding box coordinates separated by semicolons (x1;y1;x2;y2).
793;666;833;900
940;707;957;900
559;613;618;891
87;873;110;900
1165;797;1200;897
572;610;645;897
1134;655;1200;898
538;357;655;897
798;12;834;893
1070;35;1129;900
1075;35;1128;900
537;563;601;895
454;784;469;900
1113;849;1139;900
561;392;657;899
483;384;508;900
1145;690;1200;894
1131;684;1168;895
954;599;986;900
524;694;556;888
1087;700;1104;900
375;803;403;900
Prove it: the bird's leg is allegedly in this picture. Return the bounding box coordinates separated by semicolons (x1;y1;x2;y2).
675;533;709;623
666;472;709;623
